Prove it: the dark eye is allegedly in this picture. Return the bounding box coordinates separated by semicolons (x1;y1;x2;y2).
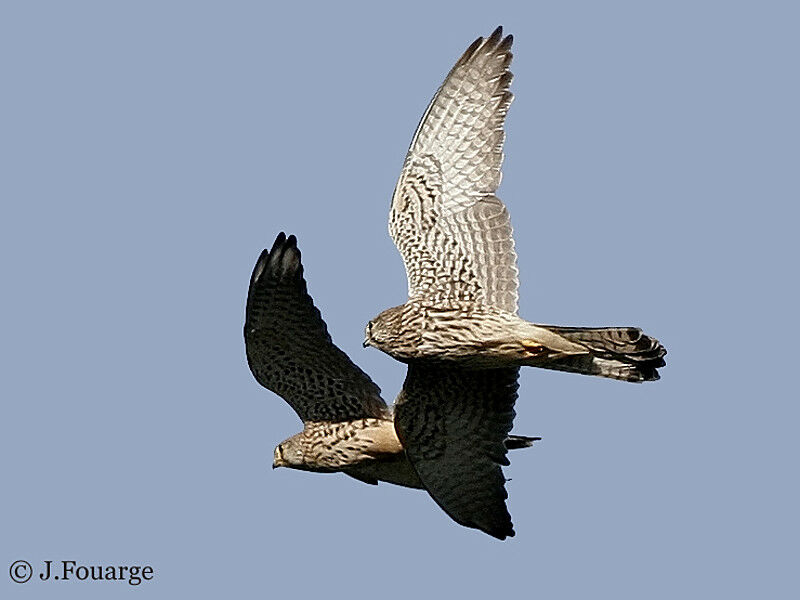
278;445;284;457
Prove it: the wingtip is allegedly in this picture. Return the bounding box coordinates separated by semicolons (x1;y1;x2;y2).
250;231;304;285
459;36;483;66
273;233;301;276
500;33;513;53
486;27;514;52
250;248;271;286
456;27;514;71
272;231;287;251
488;524;515;541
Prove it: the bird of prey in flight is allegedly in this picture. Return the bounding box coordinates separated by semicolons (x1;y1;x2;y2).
364;27;666;382
245;233;538;540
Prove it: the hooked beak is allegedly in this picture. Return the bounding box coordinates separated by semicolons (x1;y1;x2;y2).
363;322;373;348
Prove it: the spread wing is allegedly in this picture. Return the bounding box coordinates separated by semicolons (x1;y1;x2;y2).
245;233;389;423
393;364;521;540
389;27;519;313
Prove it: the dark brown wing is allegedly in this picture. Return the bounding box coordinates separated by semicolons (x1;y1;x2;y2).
393;363;521;539
244;233;389;422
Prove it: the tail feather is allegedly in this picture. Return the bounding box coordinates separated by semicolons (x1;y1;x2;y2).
504;434;540;450
542;326;666;383
541;354;661;382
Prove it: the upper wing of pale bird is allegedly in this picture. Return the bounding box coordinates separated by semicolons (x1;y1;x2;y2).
245;233;389;422
389;27;519;314
393;363;522;540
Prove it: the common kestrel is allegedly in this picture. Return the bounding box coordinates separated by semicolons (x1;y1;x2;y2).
364;27;666;382
245;232;538;539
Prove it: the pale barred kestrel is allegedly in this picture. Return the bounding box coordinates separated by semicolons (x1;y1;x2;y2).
364;27;667;381
245;232;538;539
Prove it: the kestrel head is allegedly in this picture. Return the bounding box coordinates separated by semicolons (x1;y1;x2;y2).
272;435;304;469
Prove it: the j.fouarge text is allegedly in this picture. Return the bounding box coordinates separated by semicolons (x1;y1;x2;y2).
39;560;153;585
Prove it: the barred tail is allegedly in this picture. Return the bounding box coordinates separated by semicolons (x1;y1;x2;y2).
542;326;666;383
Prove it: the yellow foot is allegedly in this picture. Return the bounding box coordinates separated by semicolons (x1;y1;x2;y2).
521;341;548;357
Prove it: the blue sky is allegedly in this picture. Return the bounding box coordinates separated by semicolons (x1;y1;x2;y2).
2;1;797;598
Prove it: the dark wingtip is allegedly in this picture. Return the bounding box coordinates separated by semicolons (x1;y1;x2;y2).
489;525;515;541
250;248;271;286
489;26;503;44
499;33;513;54
459;36;484;66
459;27;506;67
270;231;287;254
250;232;303;286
